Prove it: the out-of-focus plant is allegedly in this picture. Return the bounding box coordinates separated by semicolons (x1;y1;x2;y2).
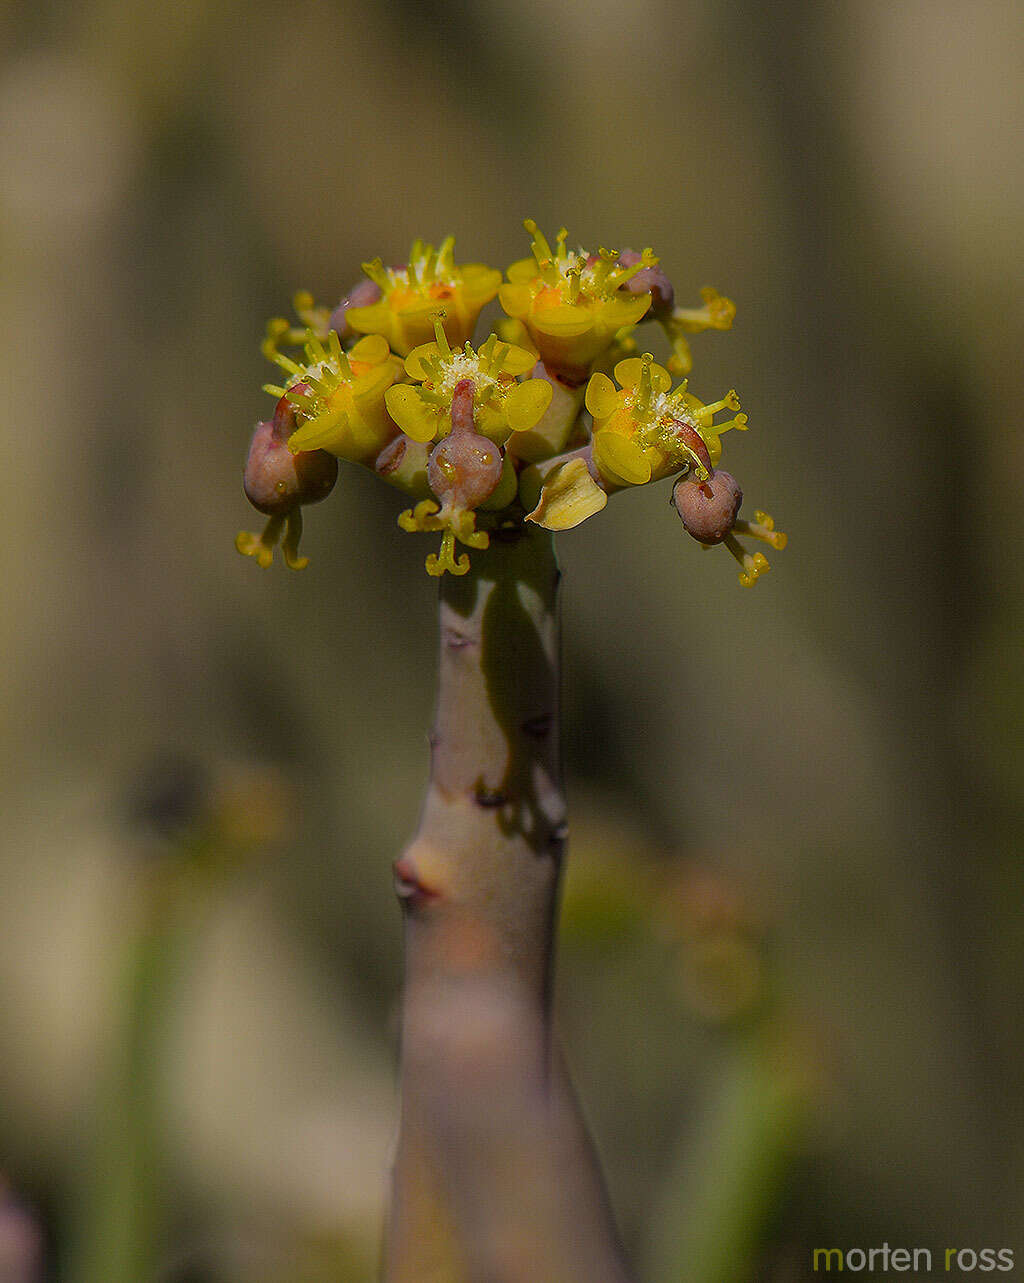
0;1177;44;1283
235;222;788;1280
562;841;820;1283
69;758;290;1283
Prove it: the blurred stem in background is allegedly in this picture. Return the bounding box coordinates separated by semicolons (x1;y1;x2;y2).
647;1021;813;1283
70;865;185;1283
563;851;819;1283
68;759;287;1283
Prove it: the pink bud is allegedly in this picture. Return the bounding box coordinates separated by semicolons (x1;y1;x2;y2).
328;278;383;339
618;249;674;315
243;420;338;516
672;470;742;544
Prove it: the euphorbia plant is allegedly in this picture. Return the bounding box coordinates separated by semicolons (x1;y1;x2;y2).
237;222;786;1280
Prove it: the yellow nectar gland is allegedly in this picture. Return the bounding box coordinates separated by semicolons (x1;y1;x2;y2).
347;237;501;356
587;353;749;487
263;330;396;463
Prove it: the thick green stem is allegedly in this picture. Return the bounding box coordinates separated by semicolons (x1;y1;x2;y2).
385;527;631;1283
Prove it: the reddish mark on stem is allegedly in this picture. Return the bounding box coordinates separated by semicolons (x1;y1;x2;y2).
548;820;569;850
473;784;509;808
375;436;406;476
443;627;472;651
393;856;440;906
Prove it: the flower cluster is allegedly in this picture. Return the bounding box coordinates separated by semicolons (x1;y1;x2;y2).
237;220;786;584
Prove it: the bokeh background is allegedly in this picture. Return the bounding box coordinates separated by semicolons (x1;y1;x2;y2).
1;0;1022;1278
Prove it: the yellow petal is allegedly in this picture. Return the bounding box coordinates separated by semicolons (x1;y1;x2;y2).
593;431;652;485
351;362;396;404
504;379;553;432
405;342;442;381
397;295;444;319
600;294;652;329
385;385;439;443
458;266;502;301
505;258;541;284
346;300;390;334
287;407;349;453
494;317;537;353
585;372;619;420
475;403;509;444
530;304;594;337
498;283;532;318
526;458;608;530
613;357;671;392
499;343;540;377
348;333;390;366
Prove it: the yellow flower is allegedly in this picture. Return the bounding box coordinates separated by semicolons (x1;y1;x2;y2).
659;286;737;376
498;221;656;373
384;317;552;447
263;331;398;464
261;290;333;363
586;353;748;487
346;237;501;356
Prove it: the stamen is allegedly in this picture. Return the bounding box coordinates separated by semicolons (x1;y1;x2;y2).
712;413;748;435
700;390;741;418
436;236;455;274
724;532;770;587
281;509;309;570
607;248;659;292
590;248;618;291
426;528;470;577
272;352;306;377
236;515;284;569
524;218;553;267
566;265;582;305
361;258;391;292
734;511;787;550
432;312;451;357
635;353;655;414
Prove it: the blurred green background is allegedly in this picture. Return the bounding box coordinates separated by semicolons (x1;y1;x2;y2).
1;0;1022;1278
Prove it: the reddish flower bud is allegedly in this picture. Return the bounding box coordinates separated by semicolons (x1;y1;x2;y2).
672;469;742;544
243;419;337;516
426;381;504;511
328;278;383;341
618;248;674;315
427;431;504;512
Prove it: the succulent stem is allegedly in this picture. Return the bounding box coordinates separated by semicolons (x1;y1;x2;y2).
385;527;631;1282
